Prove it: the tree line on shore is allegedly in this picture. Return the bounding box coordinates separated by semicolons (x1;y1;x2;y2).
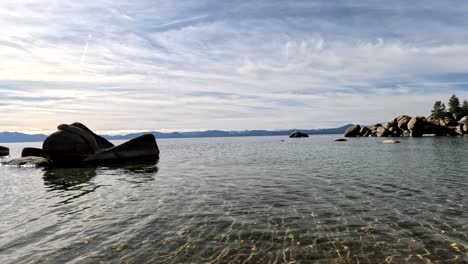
431;94;468;120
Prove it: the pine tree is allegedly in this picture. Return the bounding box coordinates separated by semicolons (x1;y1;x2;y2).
461;100;468;116
431;101;447;119
448;94;460;114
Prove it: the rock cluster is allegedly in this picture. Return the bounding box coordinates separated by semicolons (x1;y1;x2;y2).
2;122;159;167
345;114;468;137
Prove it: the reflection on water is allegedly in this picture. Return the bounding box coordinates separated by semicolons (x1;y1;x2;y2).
43;168;98;189
0;137;467;263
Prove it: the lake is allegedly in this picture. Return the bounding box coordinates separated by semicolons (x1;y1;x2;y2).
0;136;467;263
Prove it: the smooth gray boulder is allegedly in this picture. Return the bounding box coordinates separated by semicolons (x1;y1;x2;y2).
289;131;309;138
0;146;9;156
344;125;361;137
21;147;46;158
84;134;159;164
2;157;49;167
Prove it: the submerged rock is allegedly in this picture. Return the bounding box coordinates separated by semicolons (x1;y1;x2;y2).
2;156;49;167
289;131;309;138
0;146;9;156
344;125;361;137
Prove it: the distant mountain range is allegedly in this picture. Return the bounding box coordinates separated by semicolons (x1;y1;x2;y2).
0;124;352;143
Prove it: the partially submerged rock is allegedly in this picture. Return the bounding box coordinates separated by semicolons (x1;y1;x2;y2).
334;138;347;142
2;157;50;167
43;124;98;164
84;134;159;164
382;140;401;144
6;122;159;168
289;131;309;138
0;146;9;156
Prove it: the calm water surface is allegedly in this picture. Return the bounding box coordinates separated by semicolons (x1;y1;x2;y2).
0;136;467;263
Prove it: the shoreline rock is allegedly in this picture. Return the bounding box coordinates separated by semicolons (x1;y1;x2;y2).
344;114;468;138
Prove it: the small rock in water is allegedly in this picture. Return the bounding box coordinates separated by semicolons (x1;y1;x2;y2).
21;147;46;158
334;138;347;142
382;140;401;144
0;146;9;156
289;131;309;138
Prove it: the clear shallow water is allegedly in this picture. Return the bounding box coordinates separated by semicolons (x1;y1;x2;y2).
0;136;467;263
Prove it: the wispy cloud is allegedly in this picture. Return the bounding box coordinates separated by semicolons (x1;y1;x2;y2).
1;1;468;133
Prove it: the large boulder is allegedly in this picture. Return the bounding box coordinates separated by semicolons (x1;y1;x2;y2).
388;127;402;137
376;127;391;137
397;116;412;130
0;146;9;156
408;117;425;137
43;124;98;164
289;131;309;138
84;134;159;164
370;123;382;131
344;125;361;137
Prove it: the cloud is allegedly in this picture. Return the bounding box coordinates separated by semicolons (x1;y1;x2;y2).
1;1;468;133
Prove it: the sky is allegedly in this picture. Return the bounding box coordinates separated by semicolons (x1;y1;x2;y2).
1;1;468;134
